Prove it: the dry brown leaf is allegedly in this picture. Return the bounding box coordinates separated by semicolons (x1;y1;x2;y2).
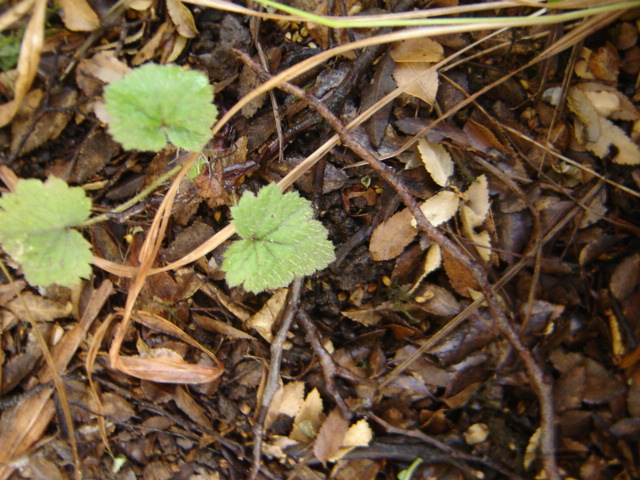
192;312;255;340
390;38;444;63
116;354;222;384
10;88;77;157
342;303;385;326
0;281;112;480
238;64;265;118
174;386;213;430
166;0;198;38
290;388;323;443
610;254;640;302
313;408;350;465
58;0;100;32
578;187;607;228
442;248;480;297
245;288;288;342
463;118;509;155
0;0;45;128
369;208;417;261
76;51;131;97
1;292;72;330
393;62;439;106
362;53;396;148
265;380;305;430
131;21;174;66
576;83;640;121
277;381;306;417
417;138;453;187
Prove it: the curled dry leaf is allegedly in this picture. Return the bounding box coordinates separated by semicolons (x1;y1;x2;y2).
459;175;492;262
290;388;324;443
58;0;100;32
245;288;288;342
166;0;199;38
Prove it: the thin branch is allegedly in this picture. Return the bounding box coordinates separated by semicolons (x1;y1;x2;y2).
249;277;304;480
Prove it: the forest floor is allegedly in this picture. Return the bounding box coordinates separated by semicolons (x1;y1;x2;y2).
1;0;640;479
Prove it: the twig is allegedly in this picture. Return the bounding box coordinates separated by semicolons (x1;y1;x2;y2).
249;277;304;480
237;51;561;480
297;310;352;417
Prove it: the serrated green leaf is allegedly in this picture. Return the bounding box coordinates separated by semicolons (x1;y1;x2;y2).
104;63;217;152
0;177;93;287
222;184;335;293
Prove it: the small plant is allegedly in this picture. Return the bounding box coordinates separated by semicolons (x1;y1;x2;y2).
0;177;92;287
0;63;335;292
222;183;335;293
104;63;217;152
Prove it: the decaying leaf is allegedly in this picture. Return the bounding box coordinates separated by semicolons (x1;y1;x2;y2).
417;138;454;187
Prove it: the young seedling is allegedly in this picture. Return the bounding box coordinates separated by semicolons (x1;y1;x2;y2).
0;177;93;287
0;63;335;292
222;183;335;293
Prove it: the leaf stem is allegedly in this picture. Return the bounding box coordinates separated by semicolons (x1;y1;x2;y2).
80;161;184;228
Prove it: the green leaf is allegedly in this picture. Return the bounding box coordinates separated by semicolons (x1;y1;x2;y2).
0;177;93;287
222;184;335;293
104;63;218;152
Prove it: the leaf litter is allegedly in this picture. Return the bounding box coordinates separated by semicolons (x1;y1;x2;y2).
1;1;640;480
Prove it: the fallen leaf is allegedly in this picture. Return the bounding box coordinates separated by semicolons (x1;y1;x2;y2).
166;0;198;38
417;138;454;187
342;303;385;326
290;388;323;443
58;0;100;31
2;292;72;330
413;190;460;227
393;62;439;106
610;254;640;302
362;53;396;148
369;208;417;261
245;288;288;342
459;175;492;262
314;408;349;465
442;248;480;297
329;419;373;462
390;38;444;63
